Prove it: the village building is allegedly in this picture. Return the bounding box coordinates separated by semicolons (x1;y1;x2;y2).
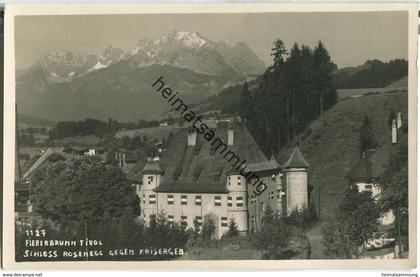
128;123;310;238
346;151;395;227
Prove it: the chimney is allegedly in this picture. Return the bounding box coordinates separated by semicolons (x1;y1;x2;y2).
187;128;197;146
122;153;126;168
392;119;397;144
397;112;402;129
228;124;234;146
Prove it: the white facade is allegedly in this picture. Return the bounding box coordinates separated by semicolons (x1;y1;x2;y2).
285;168;308;214
355;181;395;226
139;172;248;238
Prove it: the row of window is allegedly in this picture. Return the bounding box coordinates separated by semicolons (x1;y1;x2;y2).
146;194;280;206
144;194;244;207
228;176;242;186
148;175;244;186
149;214;229;227
249;191;278;204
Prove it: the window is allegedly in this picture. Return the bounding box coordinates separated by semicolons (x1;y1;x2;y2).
195;216;202;226
181;195;188;205
168;215;174;223
228;176;231;186
142;194;145;204
250;195;255;204
236;196;244;207
365;184;373;190
181;215;188;226
148;194;156;204
237;176;241;185
167;195;174;205
195;195;202;206
227;196;233;207
149;214;156;223
147;176;154;184
221;217;228;227
214;196;222;206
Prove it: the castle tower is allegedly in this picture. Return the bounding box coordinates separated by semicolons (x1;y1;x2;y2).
140;157;163;222
226;171;248;235
282;146;309;215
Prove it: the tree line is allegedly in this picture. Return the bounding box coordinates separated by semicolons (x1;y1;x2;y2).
238;40;338;155
49;118;160;139
333;59;408;89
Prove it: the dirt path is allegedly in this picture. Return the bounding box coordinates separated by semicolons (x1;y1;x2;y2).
306;222;328;259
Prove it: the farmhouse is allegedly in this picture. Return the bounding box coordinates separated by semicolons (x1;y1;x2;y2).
346;151;395;226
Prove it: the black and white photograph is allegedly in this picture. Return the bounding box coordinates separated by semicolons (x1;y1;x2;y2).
2;3;417;270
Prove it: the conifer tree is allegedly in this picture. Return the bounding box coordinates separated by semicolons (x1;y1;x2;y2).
225;218;239;238
359;116;378;154
388;109;396;127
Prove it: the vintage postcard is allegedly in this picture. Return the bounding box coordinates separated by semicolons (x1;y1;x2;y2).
2;3;418;270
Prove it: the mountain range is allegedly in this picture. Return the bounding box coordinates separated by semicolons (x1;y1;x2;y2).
16;31;266;121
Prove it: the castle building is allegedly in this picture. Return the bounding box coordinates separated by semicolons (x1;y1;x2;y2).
128;123;310;237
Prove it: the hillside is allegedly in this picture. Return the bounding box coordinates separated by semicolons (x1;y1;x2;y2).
17;114;55;127
17;63;236;121
386;76;408;88
332;59;408;89
276;91;408;220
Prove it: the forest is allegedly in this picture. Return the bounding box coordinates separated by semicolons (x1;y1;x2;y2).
236;40;338;155
333;59;408;89
48;118;160;139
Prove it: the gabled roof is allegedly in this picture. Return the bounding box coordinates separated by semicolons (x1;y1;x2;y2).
130;123;281;192
21;148;66;180
282;146;309;169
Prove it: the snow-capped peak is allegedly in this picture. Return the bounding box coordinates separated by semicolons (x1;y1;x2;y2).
173;31;207;48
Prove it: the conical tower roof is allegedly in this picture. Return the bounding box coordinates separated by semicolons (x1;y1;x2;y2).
282;146;309;169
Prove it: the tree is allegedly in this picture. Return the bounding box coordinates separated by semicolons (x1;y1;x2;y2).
144;211;189;252
270;39;288;70
201;213;217;243
238;82;254;123
388;109;396;127
359;116;378;154
30;157;139;234
223;218;239;238
312;41;337;114
322;185;380;258
379;136;408;256
251;206;297;259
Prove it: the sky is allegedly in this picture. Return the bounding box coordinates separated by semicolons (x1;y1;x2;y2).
15;11;408;69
